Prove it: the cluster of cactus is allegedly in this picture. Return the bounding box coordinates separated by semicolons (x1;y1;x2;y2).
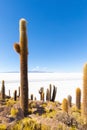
67;95;72;107
46;84;57;102
62;98;68;113
1;80;5;100
14;90;17;101
39;87;44;101
82;63;87;123
76;87;81;109
14;18;29;116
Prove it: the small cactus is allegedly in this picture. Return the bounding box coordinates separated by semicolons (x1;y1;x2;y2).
39;87;44;101
31;94;33;100
51;85;57;102
41;92;44;101
1;80;5;100
46;88;50;101
14;90;17;101
67;95;72;107
62;98;68;113
14;18;29;116
34;97;37;101
82;63;87;123
18;86;20;97
76;88;81;109
9;90;10;97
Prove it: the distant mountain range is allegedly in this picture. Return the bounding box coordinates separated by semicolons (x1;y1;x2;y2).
0;71;53;73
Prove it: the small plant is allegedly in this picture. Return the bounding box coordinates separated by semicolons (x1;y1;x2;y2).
11;107;18;117
0;124;6;130
6;99;16;107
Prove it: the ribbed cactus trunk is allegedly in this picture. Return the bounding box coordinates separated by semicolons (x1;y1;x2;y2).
82;63;87;123
14;18;28;116
76;88;81;109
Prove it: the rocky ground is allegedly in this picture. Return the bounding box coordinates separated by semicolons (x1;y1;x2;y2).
0;99;87;130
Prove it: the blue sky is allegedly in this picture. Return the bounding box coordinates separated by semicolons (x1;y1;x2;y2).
0;0;87;72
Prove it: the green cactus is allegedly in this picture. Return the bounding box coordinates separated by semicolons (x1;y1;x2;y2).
1;80;5;100
51;85;57;102
46;88;50;101
62;98;68;113
82;63;87;123
14;90;17;101
76;88;81;109
67;95;72;107
14;18;28;116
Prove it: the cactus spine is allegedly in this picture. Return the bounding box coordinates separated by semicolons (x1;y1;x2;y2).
82;63;87;123
62;98;68;113
76;88;81;109
1;80;5;100
14;90;17;101
67;95;72;107
14;18;28;116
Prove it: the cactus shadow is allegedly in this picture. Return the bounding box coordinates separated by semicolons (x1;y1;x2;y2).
33;106;46;115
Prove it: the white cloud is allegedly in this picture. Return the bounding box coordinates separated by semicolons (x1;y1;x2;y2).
32;66;48;72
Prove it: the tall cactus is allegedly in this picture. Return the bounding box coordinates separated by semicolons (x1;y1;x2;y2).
82;63;87;123
1;80;5;100
62;98;68;113
76;88;81;109
67;95;72;107
18;86;20;97
49;84;52;101
39;87;44;101
14;18;28;116
31;94;33;100
51;85;57;102
46;88;50;101
14;90;17;101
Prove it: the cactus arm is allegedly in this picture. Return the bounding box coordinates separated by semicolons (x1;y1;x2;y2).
14;43;20;54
